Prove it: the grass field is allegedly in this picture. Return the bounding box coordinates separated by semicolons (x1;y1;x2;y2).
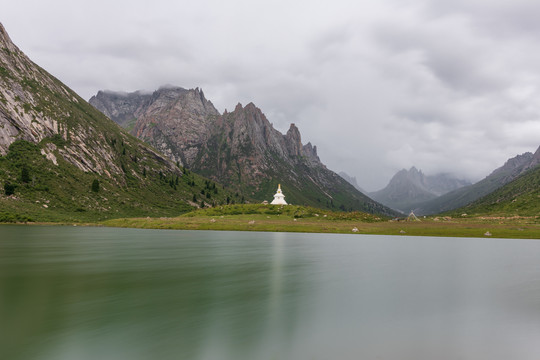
102;205;540;239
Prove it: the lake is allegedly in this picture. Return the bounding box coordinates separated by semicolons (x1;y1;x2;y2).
1;226;540;359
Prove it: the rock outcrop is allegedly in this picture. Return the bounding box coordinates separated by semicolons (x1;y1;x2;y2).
91;86;220;166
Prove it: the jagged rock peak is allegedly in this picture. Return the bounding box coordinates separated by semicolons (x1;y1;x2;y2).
287;123;300;136
303;142;322;165
0;23;22;55
285;123;302;157
0;22;15;49
490;150;535;178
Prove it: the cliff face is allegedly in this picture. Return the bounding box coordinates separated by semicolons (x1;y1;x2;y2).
88;90;152;128
90;86;220;166
0;23;61;156
194;103;322;188
91;89;394;215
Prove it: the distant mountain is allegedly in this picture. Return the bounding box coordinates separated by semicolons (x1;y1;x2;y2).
91;89;396;215
417;146;540;215
369;167;471;213
338;172;367;193
0;22;239;222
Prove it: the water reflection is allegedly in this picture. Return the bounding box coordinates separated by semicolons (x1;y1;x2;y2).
1;227;540;359
0;227;312;360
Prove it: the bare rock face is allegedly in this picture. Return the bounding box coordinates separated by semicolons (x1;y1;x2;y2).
90;86;220;167
192;102;328;190
0;23;60;156
89;90;152;128
303;142;321;166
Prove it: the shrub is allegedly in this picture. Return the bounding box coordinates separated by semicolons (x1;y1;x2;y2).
91;179;100;192
20;166;30;183
4;182;16;196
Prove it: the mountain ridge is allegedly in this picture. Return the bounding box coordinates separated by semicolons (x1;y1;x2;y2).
91;88;396;215
417;146;540;215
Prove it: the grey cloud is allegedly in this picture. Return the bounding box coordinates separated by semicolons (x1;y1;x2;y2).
2;0;539;191
426;0;540;38
373;21;509;95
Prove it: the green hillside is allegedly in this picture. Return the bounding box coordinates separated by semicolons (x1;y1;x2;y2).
417;150;538;215
452;165;540;217
0;139;244;223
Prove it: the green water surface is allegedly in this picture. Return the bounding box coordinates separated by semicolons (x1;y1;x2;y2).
1;226;540;359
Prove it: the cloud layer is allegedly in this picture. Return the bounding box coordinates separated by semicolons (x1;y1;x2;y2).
3;0;539;190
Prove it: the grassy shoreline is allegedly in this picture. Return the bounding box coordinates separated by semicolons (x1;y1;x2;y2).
2;204;539;239
101;216;540;239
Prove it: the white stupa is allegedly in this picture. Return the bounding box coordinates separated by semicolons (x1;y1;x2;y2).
270;184;288;205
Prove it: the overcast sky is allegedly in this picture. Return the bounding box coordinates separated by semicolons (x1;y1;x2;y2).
3;0;540;190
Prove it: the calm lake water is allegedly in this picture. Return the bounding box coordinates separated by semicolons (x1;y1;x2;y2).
1;226;540;360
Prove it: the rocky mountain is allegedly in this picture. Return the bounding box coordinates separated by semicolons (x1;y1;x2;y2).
91;89;396;215
369;167;471;213
338;171;367;193
417;146;540;215
0;22;239;222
